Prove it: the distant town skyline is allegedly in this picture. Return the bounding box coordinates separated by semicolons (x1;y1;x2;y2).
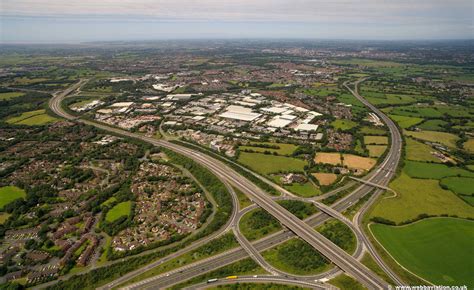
1;0;473;43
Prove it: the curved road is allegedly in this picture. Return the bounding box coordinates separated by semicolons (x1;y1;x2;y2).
49;79;402;289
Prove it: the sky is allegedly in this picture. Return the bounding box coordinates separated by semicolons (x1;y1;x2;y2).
1;0;473;43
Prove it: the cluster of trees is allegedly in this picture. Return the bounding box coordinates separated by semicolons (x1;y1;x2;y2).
277;238;328;272
278;200;316;220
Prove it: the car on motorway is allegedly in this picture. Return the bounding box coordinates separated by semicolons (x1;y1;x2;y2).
226;276;238;279
207;278;218;283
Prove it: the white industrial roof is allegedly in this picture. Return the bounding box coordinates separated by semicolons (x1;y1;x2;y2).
219;111;261;121
261;106;288;114
280;114;297;120
110;102;134;107
267;117;293;128
295;123;319;131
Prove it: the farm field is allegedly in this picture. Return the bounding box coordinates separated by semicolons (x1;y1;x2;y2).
0;213;11;224
359;126;387;135
405;138;442;163
388;114;423;129
364;93;416;106
6;109;58;125
237;152;306;175
370;173;474;224
464;139;474;153
343;154;376;171
105;201;132;222
371;218;474;287
404;130;459;148
417;119;448;131
367;145;387;158
0;91;25;100
331;119;357;130
239;142;297;155
0;186;26;209
403;161;474;179
440;177;474;195
364;136;388;145
312;173;338;185
314;152;341;165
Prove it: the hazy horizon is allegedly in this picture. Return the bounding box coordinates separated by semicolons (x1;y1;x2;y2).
1;0;473;43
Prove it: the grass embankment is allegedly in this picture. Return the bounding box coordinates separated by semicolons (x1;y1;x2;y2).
120;233;238;286
105;201;132;222
170;258;266;289
329;274;366;290
371;218;474;287
0;186;26;209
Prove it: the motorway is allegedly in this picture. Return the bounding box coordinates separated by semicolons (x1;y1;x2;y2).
49;79;402;289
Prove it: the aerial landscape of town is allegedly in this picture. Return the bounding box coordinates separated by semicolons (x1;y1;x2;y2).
0;1;473;290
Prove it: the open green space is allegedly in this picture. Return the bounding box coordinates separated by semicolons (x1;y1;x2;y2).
371;218;474;287
404;130;459;148
364;136;388;145
331;119;358;130
464;139;474;153
417;119;448;131
105;201;132;222
0;213;11;224
329;274;366;290
367;145;387;158
440;177;474;196
370;173;474;224
262;238;331;276
359;126;387;135
239;142;297;155
365;93;416;106
6;109;58;125
0;186;26;210
101;197;117;207
389;114;423;129
405;138;442;163
0;92;25;100
403;161;474;179
237;152;306;175
284;181;321;198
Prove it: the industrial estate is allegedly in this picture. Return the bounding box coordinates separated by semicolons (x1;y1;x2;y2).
0;40;473;290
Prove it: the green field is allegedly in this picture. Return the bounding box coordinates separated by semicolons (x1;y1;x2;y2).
464;139;474;153
371;218;474;287
237;152;306;175
440;177;474;195
105;201;132;222
417;119;448;131
367;145;387;158
262;238;331;275
329;274;366;290
370;173;474;224
6;109;58;125
389;114;423;129
331;119;357;130
0;213;11;224
359;126;387;135
403;161;474;179
0;186;26;210
364;136;388;145
404;130;459;148
0;92;25;100
284;181;321;198
239;142;297;155
405;137;442;163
